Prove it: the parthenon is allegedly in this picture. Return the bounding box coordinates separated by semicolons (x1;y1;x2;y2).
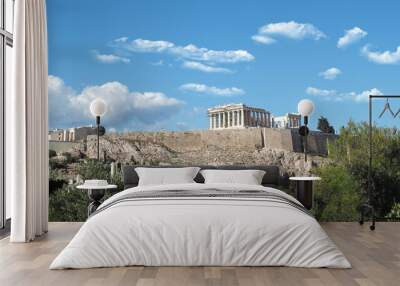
208;103;301;130
208;103;271;129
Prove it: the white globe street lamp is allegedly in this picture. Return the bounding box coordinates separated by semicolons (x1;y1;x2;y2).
90;98;107;160
297;99;315;162
298;99;315;118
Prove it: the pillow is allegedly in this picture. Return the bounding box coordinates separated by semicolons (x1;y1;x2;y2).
200;169;266;185
135;167;201;186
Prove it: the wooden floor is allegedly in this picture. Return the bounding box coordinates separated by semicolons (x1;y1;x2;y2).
0;222;399;286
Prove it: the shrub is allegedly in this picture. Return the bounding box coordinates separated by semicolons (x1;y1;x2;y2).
49;184;89;222
49;159;125;222
313;164;361;221
49;149;57;158
62;152;75;164
325;121;400;218
385;203;400;221
49;169;68;194
76;159;110;181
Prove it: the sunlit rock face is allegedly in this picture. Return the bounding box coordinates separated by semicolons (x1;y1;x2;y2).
85;129;333;176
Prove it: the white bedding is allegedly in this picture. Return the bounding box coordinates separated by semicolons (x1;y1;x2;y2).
50;183;351;269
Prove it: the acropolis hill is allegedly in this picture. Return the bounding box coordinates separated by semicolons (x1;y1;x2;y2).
49;104;335;176
81;128;335;176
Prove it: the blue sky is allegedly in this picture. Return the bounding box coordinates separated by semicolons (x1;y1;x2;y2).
47;0;400;132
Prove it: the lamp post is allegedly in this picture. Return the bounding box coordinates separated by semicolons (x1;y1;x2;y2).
90;98;107;161
298;99;315;162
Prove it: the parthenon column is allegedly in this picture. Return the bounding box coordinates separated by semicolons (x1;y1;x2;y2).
256;112;260;126
235;111;239;126
248;111;252;126
260;112;264;127
249;110;252;126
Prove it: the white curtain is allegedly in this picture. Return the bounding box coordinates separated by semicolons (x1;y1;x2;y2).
9;0;48;242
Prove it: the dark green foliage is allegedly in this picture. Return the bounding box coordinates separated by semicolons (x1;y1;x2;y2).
315;120;400;220
49;184;89;222
317;116;335;134
76;159;110;181
61;152;75;164
386;203;400;220
49;149;57;158
313;165;361;221
49;169;68;194
49;159;66;170
49;159;124;221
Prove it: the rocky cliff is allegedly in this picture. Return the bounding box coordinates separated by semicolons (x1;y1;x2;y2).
85;129;333;176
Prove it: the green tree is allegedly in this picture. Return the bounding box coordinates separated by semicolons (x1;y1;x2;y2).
317;116;335;134
313;165;361;221
49;160;124;221
49;149;57;158
317;120;400;218
49;184;89;221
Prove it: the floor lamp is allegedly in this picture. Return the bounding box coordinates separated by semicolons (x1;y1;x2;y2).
298;99;315;162
90;99;107;161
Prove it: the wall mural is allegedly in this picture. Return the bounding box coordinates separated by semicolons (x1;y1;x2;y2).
47;1;400;222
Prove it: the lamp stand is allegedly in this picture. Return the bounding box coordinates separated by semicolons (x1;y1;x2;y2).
299;116;309;163
304;116;308;162
96;116;100;161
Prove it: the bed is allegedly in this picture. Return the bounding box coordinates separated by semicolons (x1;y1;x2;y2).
50;166;351;269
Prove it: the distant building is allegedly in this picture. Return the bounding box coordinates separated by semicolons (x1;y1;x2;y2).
208;103;271;129
48;126;97;142
48;129;64;141
272;113;301;129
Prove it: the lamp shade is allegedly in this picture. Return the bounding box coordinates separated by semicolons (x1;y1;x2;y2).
90;98;107;117
298;99;315;116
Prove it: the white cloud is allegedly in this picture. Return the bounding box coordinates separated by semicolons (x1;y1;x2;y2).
361;45;400;64
92;50;130;64
252;21;326;44
251;35;276;45
319;67;341;80
337;27;367;48
48;75;184;130
306;86;382;102
180;83;245;97
111;38;255;64
353;88;383;102
182;61;233;73
124;38;175;53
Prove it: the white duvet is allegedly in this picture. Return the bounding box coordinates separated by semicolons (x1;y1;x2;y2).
50;183;351;269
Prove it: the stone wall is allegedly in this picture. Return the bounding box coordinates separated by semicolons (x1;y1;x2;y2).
49;141;84;154
85;128;335;176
